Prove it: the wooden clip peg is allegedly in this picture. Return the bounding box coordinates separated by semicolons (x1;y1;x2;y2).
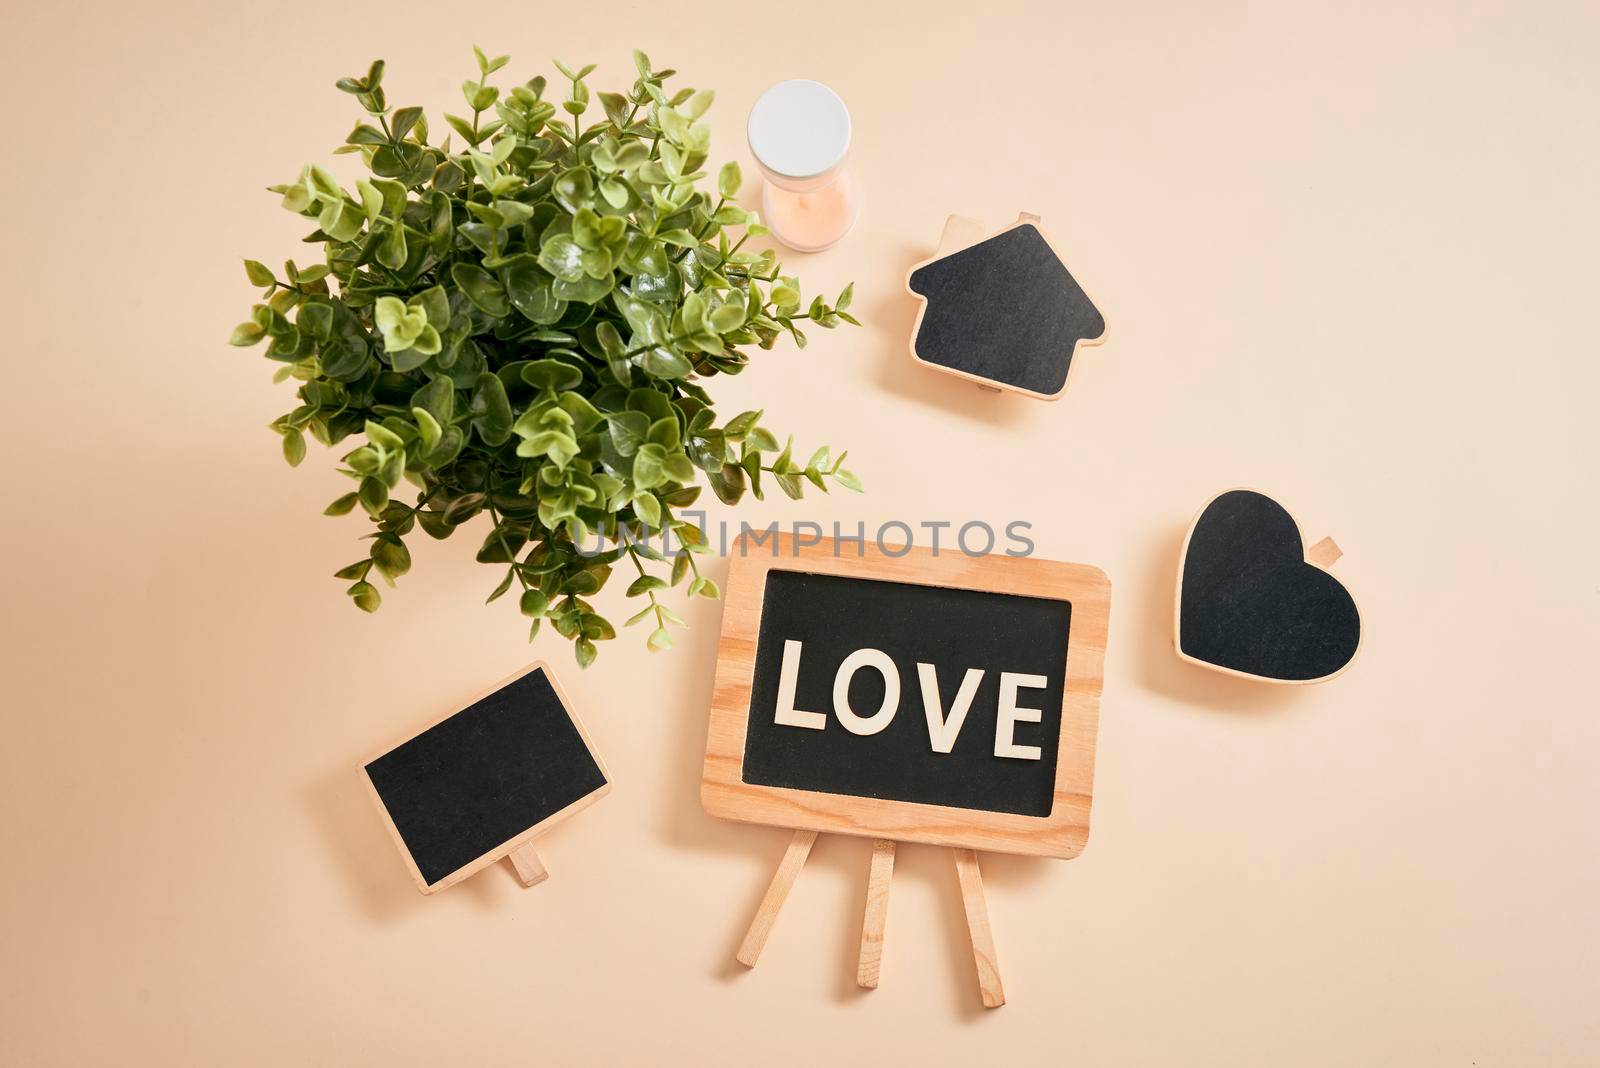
507;842;549;887
857;839;897;989
1307;536;1342;568
953;849;1006;1008
736;829;818;967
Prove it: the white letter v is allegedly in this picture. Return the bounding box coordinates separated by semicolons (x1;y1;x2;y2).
917;663;983;753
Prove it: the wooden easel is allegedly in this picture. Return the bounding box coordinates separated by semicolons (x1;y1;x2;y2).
735;831;1006;1008
702;535;1111;1008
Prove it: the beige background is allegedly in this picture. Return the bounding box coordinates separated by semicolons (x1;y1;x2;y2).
3;1;1596;1063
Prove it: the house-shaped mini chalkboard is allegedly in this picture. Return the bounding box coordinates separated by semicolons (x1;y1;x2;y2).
906;213;1107;399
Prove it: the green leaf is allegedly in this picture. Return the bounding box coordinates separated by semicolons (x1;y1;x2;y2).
522;359;583;391
574;636;598;668
390;106;423;140
412;407;442;451
656;228;699;248
724;410;762;436
485;570;515;603
412;377;455;424
503;264;566;324
647;626;674;652
627;575;668;596
365;420;403;451
709;302;744;334
443;493;487;525
681;291;708;333
717;161;741;198
324;492;360;516
551;272;613;305
469;372;513;445
371;534;411;580
661;453;695;483
771;282;801;313
538;233;587;283
347;581;381;612
281;429;306;467
559;391;603;434
520;589;550;617
597;319;631;385
410;285;451;330
632;443;667;489
358;477;389;516
450;263;511;316
646;416;680;449
444;113;482;145
640;347;693;379
632;490;661;528
833;468;863;492
243;259;275;286
606;410;650;456
230;322;265;346
599;177;631;209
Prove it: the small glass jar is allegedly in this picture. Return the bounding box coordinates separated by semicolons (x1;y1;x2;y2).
746;80;859;253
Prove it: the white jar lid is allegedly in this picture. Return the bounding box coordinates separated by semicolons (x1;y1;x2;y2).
746;80;852;180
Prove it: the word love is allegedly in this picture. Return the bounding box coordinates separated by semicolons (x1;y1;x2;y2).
772;640;1049;760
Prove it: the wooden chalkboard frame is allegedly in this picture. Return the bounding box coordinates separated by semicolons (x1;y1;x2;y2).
361;661;611;895
702;533;1111;859
904;212;1109;401
1173;487;1364;685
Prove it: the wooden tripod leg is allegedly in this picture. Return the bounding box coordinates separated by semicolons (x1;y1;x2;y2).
736;829;818;967
856;839;897;989
507;842;549;887
953;848;1005;1008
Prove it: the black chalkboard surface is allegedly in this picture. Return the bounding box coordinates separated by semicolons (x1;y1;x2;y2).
743;571;1072;816
906;216;1105;398
1177;490;1361;683
364;664;609;892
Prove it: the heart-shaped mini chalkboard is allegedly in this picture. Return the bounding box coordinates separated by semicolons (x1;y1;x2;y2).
1176;489;1361;683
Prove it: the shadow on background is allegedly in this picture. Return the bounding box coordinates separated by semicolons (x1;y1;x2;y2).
302;765;512;927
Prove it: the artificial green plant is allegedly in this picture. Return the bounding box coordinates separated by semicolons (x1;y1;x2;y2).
230;50;860;666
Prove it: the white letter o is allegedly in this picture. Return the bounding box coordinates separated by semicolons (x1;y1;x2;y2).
832;648;900;736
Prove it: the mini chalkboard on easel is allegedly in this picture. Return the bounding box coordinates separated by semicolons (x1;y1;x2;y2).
905;213;1107;400
363;662;610;894
702;533;1111;1007
1176;489;1362;683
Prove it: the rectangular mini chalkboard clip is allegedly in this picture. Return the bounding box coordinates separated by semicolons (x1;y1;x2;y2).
361;661;610;896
